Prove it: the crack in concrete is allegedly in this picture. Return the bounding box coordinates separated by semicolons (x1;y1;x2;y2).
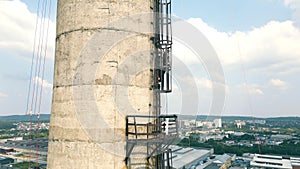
56;27;150;40
53;83;152;89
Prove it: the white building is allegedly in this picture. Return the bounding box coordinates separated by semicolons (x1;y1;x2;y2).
213;119;222;128
196;121;204;127
250;154;300;169
235;121;246;129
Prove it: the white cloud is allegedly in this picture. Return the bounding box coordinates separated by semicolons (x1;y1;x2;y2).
33;76;52;89
269;78;289;90
178;14;300;117
283;0;299;7
173;40;198;65
270;78;286;86
181;76;212;89
252;88;264;95
0;92;8;98
237;83;264;95
0;0;55;59
283;0;300;28
186;18;300;75
195;78;212;89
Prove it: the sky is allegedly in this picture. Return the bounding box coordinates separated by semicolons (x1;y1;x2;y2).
0;0;299;117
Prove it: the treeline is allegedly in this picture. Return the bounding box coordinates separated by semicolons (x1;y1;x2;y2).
178;138;300;156
0;114;50;121
0;120;14;129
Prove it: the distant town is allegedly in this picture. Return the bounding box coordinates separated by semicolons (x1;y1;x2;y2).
0;114;299;169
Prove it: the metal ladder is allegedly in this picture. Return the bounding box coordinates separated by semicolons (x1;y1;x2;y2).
124;0;176;168
154;0;173;93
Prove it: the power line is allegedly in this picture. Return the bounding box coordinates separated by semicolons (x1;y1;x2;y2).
24;0;52;167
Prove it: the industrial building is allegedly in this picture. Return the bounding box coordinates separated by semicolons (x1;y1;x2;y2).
210;154;232;169
170;146;213;169
250;154;300;169
0;157;14;166
198;154;234;169
0;138;48;165
0;138;48;153
0;148;15;155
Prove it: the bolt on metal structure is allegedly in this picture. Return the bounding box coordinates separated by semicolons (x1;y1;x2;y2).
125;0;178;168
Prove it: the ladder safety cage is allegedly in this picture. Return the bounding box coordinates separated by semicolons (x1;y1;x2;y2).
156;0;172;49
155;0;173;93
125;115;178;166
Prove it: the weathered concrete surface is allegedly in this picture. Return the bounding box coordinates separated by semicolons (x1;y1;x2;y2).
47;0;155;168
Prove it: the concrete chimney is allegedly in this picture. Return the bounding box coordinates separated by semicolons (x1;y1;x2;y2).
47;0;155;168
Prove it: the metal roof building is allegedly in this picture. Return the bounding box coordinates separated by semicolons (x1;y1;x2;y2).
250;154;300;169
171;146;212;169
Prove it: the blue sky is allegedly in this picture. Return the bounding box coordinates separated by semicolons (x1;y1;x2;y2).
22;0;293;31
0;0;299;117
173;0;293;32
21;0;57;21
